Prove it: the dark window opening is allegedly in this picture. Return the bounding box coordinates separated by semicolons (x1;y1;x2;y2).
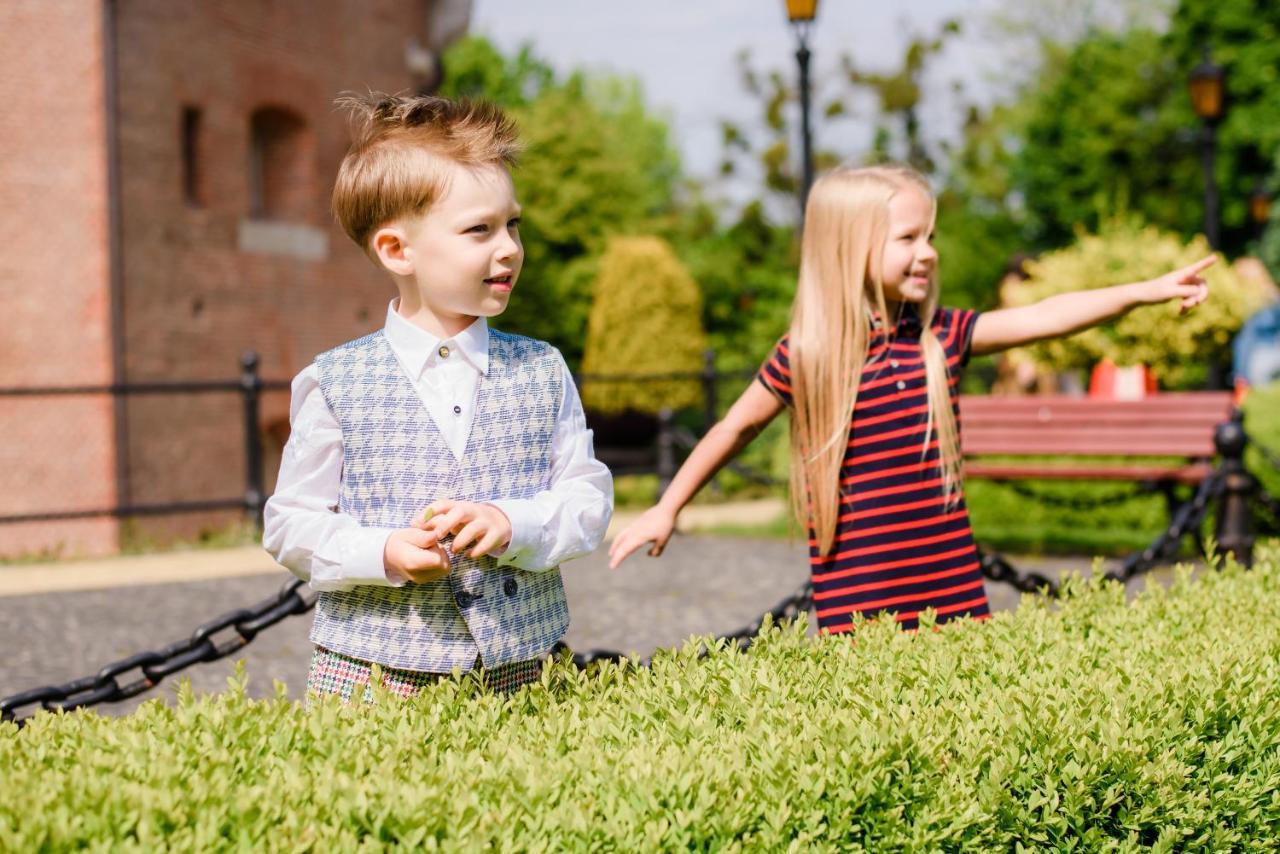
248;107;312;221
181;106;204;206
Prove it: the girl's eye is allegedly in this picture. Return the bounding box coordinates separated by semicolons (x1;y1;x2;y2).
507;217;521;229
467;224;489;234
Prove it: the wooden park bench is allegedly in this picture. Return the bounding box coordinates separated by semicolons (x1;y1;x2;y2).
958;392;1249;572
960;392;1236;487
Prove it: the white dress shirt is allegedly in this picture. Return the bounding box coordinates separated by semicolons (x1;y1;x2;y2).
263;301;613;591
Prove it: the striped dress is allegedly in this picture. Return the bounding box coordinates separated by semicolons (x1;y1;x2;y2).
758;306;990;634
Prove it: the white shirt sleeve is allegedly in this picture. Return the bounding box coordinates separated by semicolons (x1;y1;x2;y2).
261;366;405;592
488;350;614;572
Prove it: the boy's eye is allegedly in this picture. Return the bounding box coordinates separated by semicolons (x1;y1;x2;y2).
507;217;521;229
466;224;489;234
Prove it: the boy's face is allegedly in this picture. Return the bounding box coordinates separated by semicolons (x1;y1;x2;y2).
878;184;937;306
395;162;523;325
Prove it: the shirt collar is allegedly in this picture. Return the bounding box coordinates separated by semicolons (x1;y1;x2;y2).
382;300;490;378
870;304;923;337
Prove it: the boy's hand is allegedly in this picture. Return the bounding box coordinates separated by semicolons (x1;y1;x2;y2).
417;500;512;559
608;506;677;570
384;528;450;584
1142;254;1215;313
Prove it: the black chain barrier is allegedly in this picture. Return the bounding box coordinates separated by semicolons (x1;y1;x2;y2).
994;480;1150;510
553;580;815;668
1;578;316;727
977;548;1060;596
1105;469;1223;584
0;457;1265;727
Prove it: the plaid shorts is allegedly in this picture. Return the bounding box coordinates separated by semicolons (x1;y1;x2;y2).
306;645;543;704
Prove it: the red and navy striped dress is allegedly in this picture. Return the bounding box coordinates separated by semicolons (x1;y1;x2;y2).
758;306;990;634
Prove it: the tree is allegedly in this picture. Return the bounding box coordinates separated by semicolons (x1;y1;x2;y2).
580;237;707;415
1007;219;1272;388
952;0;1280;259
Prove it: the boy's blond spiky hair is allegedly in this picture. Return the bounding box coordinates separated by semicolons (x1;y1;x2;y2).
331;92;521;253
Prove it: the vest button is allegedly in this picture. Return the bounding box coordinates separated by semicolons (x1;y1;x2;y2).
456;590;480;608
503;579;518;597
896;380;906;390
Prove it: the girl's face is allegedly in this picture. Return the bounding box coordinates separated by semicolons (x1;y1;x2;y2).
878;185;938;306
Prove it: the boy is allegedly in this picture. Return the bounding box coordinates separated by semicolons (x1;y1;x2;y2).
263;94;613;701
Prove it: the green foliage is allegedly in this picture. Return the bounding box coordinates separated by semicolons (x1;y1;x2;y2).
1007;220;1271;388
6;551;1280;847
668;200;797;367
1010;29;1195;248
933;193;1025;311
580;237;707;414
439;38;683;366
1244;380;1280;507
956;0;1280;259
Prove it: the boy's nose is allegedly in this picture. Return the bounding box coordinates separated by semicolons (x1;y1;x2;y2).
496;234;522;263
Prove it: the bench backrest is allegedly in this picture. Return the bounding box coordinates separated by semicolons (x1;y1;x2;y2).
958;393;1235;459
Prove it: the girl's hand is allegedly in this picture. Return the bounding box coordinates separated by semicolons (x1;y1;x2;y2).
418;499;513;559
608;506;678;569
1142;254;1215;313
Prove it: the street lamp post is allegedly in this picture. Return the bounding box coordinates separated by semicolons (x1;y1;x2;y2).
1188;46;1225;250
786;0;819;215
1249;180;1272;239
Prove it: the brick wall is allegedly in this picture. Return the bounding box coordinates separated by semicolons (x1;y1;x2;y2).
113;0;434;543
0;0;118;558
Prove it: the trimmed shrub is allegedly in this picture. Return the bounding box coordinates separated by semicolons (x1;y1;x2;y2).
4;549;1280;848
1006;219;1272;389
580;236;707;415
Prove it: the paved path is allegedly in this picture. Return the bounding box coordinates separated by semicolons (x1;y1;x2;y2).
0;532;1185;719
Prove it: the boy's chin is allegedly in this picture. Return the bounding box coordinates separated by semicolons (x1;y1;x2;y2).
475;296;512;317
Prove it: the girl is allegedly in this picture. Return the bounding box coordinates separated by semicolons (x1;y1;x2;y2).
608;164;1212;634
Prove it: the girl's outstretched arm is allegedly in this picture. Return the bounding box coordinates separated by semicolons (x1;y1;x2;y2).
607;380;785;569
970;255;1215;356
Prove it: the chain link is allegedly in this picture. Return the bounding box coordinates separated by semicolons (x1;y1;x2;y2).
1104;470;1222;584
554;580;814;667
994;480;1150;510
1;578;316;727
977;548;1060;596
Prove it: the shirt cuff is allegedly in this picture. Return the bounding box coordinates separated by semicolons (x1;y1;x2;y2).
486;499;541;568
342;526;406;587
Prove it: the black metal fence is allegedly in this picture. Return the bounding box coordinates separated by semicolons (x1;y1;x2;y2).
0;353;287;531
0;349;762;535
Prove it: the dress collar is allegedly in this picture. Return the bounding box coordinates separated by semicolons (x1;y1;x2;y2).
870;304;923;337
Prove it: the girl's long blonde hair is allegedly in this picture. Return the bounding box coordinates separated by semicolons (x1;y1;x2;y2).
787;164;962;555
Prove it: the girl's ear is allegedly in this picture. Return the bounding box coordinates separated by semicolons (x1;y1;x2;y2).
371;225;414;276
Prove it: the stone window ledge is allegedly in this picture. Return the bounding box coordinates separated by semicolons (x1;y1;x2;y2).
237;219;329;261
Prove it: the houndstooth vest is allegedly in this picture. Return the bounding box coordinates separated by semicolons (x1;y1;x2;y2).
310;328;569;672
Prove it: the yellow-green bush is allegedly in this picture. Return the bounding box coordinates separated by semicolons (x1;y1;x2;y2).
1006;220;1272;388
4;548;1280;849
580;236;707;414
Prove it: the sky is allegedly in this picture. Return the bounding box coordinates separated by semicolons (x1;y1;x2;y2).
469;0;1013;202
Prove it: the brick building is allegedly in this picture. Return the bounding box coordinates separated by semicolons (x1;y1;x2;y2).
0;0;470;558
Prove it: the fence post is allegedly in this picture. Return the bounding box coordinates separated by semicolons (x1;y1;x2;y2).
656;407;675;498
701;348;718;435
1213;409;1254;566
701;349;722;496
240;351;265;531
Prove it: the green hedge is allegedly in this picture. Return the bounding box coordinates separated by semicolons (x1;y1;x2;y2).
5;549;1280;849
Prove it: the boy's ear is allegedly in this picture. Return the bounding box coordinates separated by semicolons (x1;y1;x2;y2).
371;225;414;276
